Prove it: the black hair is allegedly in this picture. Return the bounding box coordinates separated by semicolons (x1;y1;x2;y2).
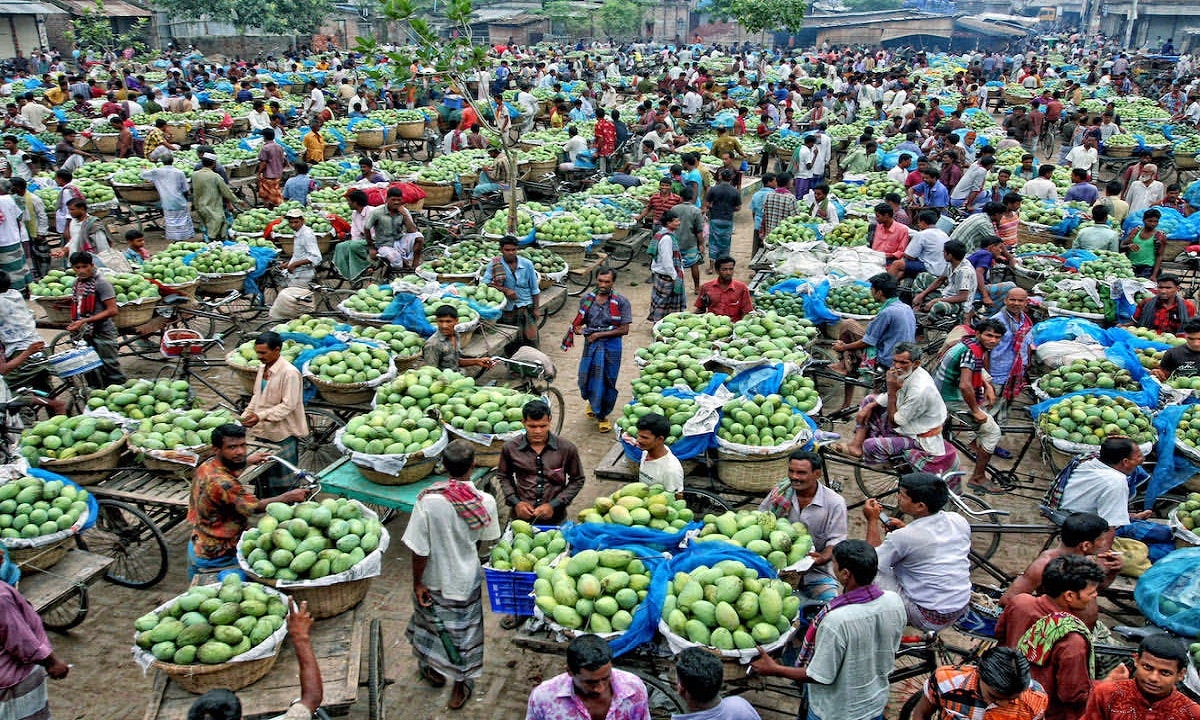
1038;164;1055;178
1158;274;1181;286
869;272;898;298
0;271;10;293
675;647;723;704
1041;555;1106;598
261;127;275;140
976;318;1007;337
68;251;92;266
434;304;459;319
787;449;821;471
943;240;967;261
976;647;1031;698
874;202;894;217
916;208;939;227
442;439;475;477
125;228;144;242
1139;634;1190;672
832;539;878;586
1182;319;1200;335
523;399;551;421
714;257;735;271
595;266;617;282
982;201;1007;217
1145;208;1162;221
1099;436;1138;466
566;634;612;674
636;413;670;439
1106;181;1123;195
1091;204;1109;223
884;192;902;205
1060;512;1110;547
255;331;283;350
210;423;247;450
347;189;368;206
899;472;949;513
187;689;241;720
293;161;309;175
499;235;520;248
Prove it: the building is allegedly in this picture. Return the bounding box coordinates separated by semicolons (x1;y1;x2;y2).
0;0;66;57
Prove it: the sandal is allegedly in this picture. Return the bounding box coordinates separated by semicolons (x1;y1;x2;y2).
993;447;1013;460
448;681;474;710
586;408;595;418
597;419;613;433
499;614;523;630
419;665;446;688
829;442;862;458
967;479;1006;496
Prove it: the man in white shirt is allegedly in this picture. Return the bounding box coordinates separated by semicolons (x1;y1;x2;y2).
1065;135;1100;176
634;413;684;497
811;124;831;184
1059;437;1151;529
890;209;948;279
18;97;52;133
247;100;271;132
280;209;321;287
949;156;994;212
515;84;538;132
1185;97;1200;126
1022;164;1059;201
682;88;702;118
302;81;325;121
865;472;972;631
403;439;499;710
558;126;590;171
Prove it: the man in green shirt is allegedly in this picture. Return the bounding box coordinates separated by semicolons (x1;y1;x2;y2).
191;154;243;241
841;139;878;176
1071;204;1119;253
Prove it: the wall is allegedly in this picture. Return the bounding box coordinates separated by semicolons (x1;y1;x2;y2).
0;15;43;57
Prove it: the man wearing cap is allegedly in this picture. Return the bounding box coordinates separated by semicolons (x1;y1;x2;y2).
192;153;241;242
281;209;321;287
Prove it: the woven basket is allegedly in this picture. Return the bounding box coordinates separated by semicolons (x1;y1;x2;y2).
40;436;126;486
1104;145;1134;158
417;182;454;206
32;296;73;325
164;124;190;145
459;173;478;190
404;199;425;213
231;117;249;134
250;576;372;620
393;353;422;372
153;646;282;694
1003;91;1031;105
198;271;248;295
1017;223;1054;246
355;127;386;149
353;453;438;486
159;280;199;301
308;376;376;406
227;360;259;393
230;162;256;178
1177;154;1200;170
275;233;334;257
715;444;795;492
93;133;119;155
527;160;557;177
6;536;72;573
396;120;425;139
540;242;588;266
610;226;630;242
113;182;160;205
114;296;160;330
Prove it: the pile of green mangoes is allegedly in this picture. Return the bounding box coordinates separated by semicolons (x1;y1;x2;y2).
20;415;124;464
1039;282;1109;315
342;284;395;315
240;499;383;581
353;325;424;357
654;312;734;343
232;208;278;234
1038;359;1138;396
1020;200;1066;226
307;344;392;385
1167;375;1200;392
615;392;699;445
373;367;474;410
577;482;695;530
632;352;714;396
1136;347;1163;370
1038;394;1155;446
106;272;159;303
1173;491;1200;530
340;405;443;455
755;292;806;318
87;379;195;418
28;269;75;297
1078;254;1133;280
715;335;808;364
140;255;199;284
764;216;819;246
192;248;255;275
520;247;566;274
1128;327;1185;346
483;209;537;237
693;510;813;570
455;284;506;309
661;560;799;650
271;315;340;339
537;213;592;245
422;296;479;325
827;284;882;316
133;575;287;665
430;240;494;275
779;374;821;413
731;311;818;345
130;408;241;451
823;219;868;247
488;521;565;571
0;476;89;540
441;385;537;436
576;205;618;236
533;548;647;633
718;395;805;447
227;339;309;371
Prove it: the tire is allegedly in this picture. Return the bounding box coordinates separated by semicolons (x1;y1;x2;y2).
566;269;593;298
853;465;900;510
39;584;89;633
682;488;731;517
298;409;345;474
367;618;386;720
897;690;924;720
808;345;850;417
482;470;510;530
543;385;565;434
315;288;355;316
957;493;1003;562
537;286;568;328
47;331;73;356
77;499;169;588
627;668;686;720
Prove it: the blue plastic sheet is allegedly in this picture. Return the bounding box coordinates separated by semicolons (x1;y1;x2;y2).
1029;316;1111;346
1149;404;1200;506
1122;207;1200;242
1134;547;1200;637
380;292;435;336
809;280;859;326
1061;249;1097;270
599;543;671;658
26;468;99;532
1105;328;1172;351
1184;180;1200;211
724;363;787;397
561;521;702;553
1103;342;1164;407
243;245;278;302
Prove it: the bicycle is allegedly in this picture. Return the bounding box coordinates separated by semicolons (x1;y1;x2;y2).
472;355;565;434
152;331;247;410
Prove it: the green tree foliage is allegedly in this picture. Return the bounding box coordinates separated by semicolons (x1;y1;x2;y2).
155;0;336;35
542;0;592;38
597;0;647;39
704;0;806;34
65;0;150;55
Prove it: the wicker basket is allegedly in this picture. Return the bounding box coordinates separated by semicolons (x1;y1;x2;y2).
404;199;425;213
1177;154;1200;170
1104;145;1134;158
197;271;248;295
355;127;386;149
114;296;160;330
322;144;337;161
467;434;509;468
396;120;425;139
417;182;454;206
153;647;282;694
715;444;796;492
92;133;120;155
159;280;199;301
113;182;160;204
227;360;259;393
231;117;249;134
164;124;190;145
6;536;72;573
275;232;334;257
1017;223;1055;246
230;162;256;179
352;454;438;486
393;353;422;372
32;296;73;325
526;159;557;177
40;436;126;486
540;241;589;266
459;173;478;190
1003;91;1031;106
308;376;377;406
250;576;372;620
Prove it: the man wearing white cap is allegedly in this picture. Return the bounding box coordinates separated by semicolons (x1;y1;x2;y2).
282;209;320;287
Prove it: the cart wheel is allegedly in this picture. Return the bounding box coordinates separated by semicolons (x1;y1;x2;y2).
957;493;1003;562
40;582;89;633
566;270;593;298
541;385;565;434
682;488;731;518
77;499;169;588
367;618;387;720
897;690;924;720
298;408;345;474
481;470;509;529
537;286;568;328
628;668;685;720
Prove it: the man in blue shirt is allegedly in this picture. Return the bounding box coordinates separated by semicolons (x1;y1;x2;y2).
907;168;949;210
481;235;541;350
829;273;917;411
235;81;254;103
681;153;704;209
1063;168;1099;204
750;173;776;253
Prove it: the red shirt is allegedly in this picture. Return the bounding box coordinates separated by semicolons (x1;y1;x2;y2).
457;104;479;132
906;169;925;188
695;279;753;321
594;118;616;157
997;594;1093;720
1134;296;1196;335
646;192;682;225
872;219;910;260
1083;680;1200;720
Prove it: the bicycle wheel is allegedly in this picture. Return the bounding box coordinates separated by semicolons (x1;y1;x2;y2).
481;470;509;530
854;465;900;510
47;331;73;356
566;269;593;298
77;499;169;588
537;286;568;328
808;346;852;418
888;644;934;714
957;493;1003;562
39;583;89;632
209;296;267;343
627;668;686;720
682;488;732;517
298;408;344;473
315;288;355;317
542;385;565;434
897;690;924;720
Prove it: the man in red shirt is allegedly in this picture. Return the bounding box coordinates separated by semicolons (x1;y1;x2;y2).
695;257;753;321
1131;275;1196;335
636;178;682;229
1046;91;1065;124
906;157;930;189
1083;635;1200;720
871;203;911;264
593;108;617;174
997;555;1125;720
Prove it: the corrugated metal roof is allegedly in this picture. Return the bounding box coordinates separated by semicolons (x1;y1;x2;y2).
0;1;66;13
53;0;150;16
954;16;1029;37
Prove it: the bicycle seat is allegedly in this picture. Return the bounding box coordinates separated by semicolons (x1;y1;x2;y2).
161;293;192;306
1111;625;1170;642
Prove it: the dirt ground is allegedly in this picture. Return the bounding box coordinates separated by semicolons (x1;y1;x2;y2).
32;178;1070;720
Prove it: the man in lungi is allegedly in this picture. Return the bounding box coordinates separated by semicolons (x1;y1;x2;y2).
404;440;500;711
0;548;71;720
256;127;286;208
568;267;631;434
647;210;686;322
141;152;194;242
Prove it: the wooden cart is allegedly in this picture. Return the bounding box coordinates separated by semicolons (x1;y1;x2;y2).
19;549;113;632
144;607;388;720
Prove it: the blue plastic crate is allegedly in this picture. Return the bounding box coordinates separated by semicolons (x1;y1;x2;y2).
484;566;537;615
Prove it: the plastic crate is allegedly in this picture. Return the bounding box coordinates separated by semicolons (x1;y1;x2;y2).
484;566;537;615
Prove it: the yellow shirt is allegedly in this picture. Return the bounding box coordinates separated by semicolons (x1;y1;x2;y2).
44;86;67;105
303;130;325;163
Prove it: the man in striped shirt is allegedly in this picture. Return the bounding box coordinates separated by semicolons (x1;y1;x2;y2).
636;178;682;229
910;647;1049;720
